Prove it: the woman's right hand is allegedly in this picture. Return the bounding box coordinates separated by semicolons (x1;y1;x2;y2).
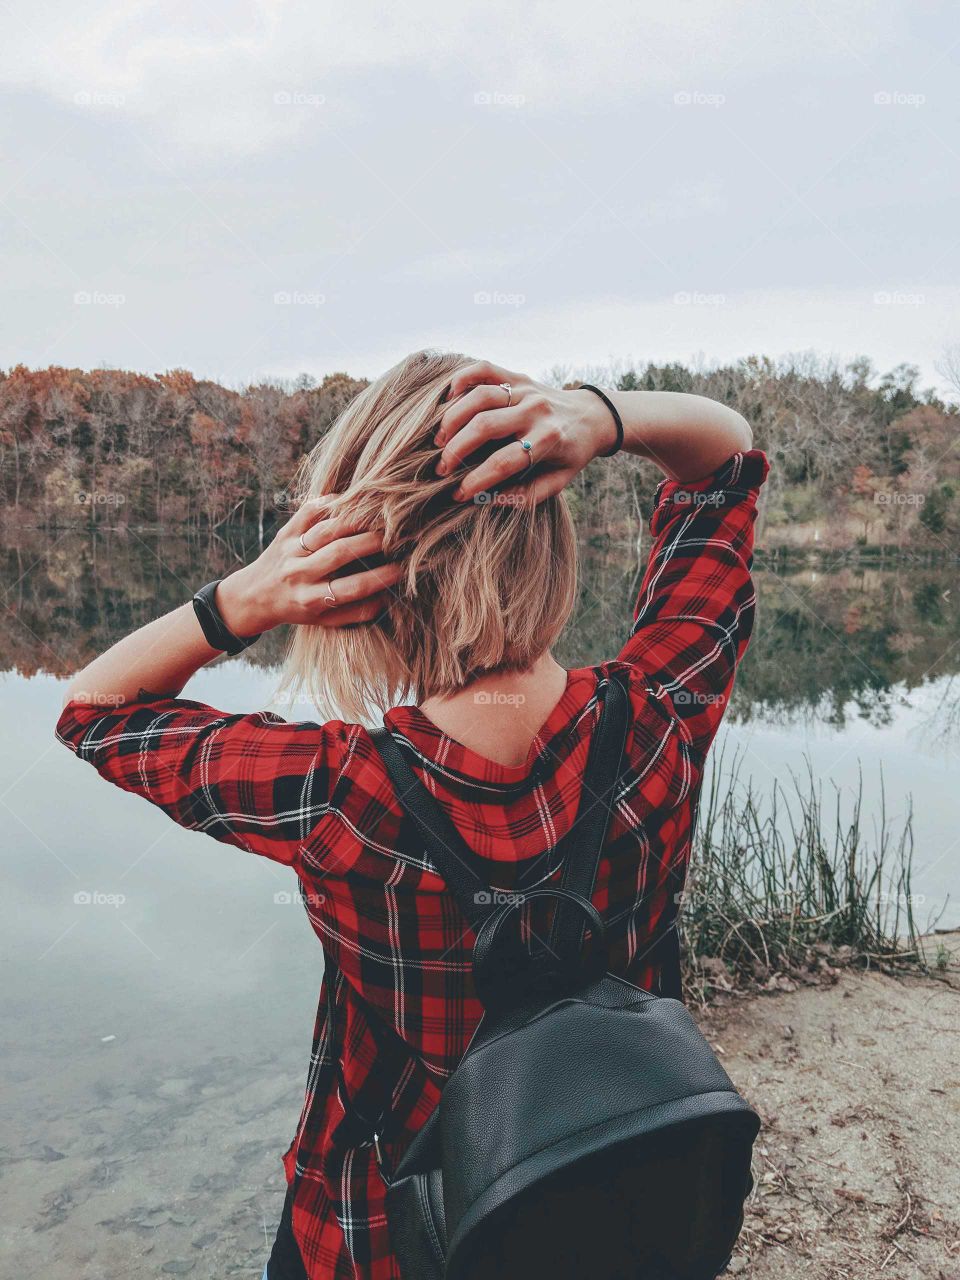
217;501;404;637
433;361;618;505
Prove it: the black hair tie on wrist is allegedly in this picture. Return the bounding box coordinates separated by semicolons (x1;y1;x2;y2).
578;384;624;457
192;580;261;656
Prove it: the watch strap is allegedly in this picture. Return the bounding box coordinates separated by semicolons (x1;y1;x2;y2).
192;579;261;655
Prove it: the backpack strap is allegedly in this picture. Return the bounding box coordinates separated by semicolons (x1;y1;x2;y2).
368;727;496;932
370;669;632;965
549;668;631;959
657;927;683;1000
650;777;708;1003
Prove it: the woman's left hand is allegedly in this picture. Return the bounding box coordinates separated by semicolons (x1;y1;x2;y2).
433;361;618;505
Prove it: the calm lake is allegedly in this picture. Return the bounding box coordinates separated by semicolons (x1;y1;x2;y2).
1;529;958;1275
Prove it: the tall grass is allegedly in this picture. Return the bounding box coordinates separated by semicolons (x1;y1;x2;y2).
681;749;941;990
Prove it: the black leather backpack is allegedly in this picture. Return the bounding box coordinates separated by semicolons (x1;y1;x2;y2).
265;671;760;1280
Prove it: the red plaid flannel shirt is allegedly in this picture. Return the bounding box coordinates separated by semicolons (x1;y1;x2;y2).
56;449;769;1279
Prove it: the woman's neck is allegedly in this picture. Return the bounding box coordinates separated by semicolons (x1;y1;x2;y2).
419;653;569;768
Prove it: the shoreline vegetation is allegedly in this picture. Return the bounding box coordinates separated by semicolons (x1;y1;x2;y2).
682;751;949;1001
2;354;959;554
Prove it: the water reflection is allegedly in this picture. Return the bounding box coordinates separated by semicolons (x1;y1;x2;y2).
4;527;958;926
6;529;960;732
1;529;957;1274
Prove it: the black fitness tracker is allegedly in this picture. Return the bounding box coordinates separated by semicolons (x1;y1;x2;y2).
578;384;624;457
192;579;262;655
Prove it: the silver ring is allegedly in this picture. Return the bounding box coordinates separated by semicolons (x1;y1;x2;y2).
298;533;311;555
499;382;512;407
319;580;337;606
519;438;534;468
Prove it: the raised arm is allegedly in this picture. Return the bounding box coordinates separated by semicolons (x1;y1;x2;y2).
433;361;753;503
55;503;403;865
434;361;766;762
580;388;753;481
62;503;401;710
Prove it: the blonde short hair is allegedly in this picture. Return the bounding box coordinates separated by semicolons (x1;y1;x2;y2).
280;350;578;722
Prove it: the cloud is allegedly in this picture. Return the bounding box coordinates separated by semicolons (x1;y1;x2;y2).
0;0;910;157
0;0;954;383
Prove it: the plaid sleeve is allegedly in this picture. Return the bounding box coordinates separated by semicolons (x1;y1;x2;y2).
618;449;769;761
55;696;347;867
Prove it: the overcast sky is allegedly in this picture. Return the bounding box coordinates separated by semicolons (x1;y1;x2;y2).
1;0;958;391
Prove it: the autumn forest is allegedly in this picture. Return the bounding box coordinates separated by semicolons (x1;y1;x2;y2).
1;355;958;553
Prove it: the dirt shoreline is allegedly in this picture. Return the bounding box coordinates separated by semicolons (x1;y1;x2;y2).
702;937;960;1279
4;948;958;1279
